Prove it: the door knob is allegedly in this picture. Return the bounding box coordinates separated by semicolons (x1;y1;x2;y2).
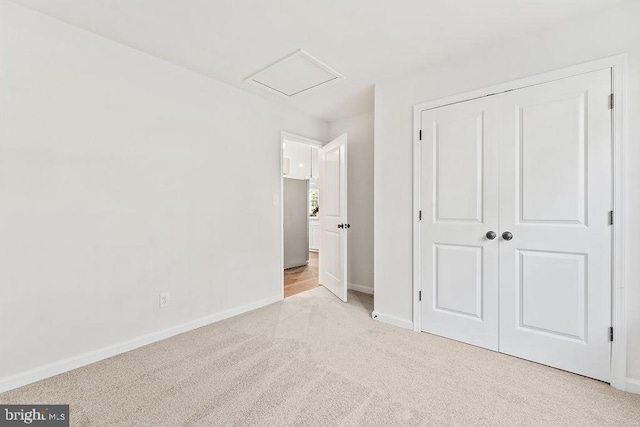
338;224;344;229
486;231;496;240
502;231;513;241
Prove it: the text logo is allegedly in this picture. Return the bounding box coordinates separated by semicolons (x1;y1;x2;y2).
0;405;68;426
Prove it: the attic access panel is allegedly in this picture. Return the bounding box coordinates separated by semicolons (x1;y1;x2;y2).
245;50;345;97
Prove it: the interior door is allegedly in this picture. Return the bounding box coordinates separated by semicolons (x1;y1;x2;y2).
319;134;348;302
420;96;500;350
498;69;612;382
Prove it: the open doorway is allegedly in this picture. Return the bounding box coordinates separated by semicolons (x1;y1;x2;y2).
281;132;322;298
280;131;349;301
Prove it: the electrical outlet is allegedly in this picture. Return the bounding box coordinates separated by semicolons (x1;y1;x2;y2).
159;293;170;308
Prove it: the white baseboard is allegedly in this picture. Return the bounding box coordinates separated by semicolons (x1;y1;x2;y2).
626;378;640;395
0;294;282;394
371;311;413;330
348;283;373;295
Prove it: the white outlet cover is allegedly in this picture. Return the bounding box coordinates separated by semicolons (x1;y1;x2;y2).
159;293;170;308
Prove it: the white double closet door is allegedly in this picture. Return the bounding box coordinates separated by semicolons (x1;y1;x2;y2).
419;69;612;382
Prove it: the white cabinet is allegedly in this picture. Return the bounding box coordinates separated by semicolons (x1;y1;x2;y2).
309;217;319;251
283;142;312;180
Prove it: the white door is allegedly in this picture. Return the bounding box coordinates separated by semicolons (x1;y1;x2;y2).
319;134;348;302
420;96;500;350
418;68;613;381
498;69;612;382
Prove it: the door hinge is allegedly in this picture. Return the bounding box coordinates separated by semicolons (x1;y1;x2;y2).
609;210;614;225
419;130;422;140
609;326;614;342
419;290;422;301
609;93;614;109
419;210;422;221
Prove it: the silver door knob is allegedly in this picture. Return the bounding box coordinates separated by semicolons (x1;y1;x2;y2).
486;231;496;240
502;231;513;241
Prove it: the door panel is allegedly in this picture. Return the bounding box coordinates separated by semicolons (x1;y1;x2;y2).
319;134;348;302
519;94;587;224
519;250;587;341
420;96;500;351
435;114;484;222
499;69;612;382
435;244;483;319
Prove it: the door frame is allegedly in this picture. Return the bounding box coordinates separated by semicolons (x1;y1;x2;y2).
412;54;628;390
280;131;324;300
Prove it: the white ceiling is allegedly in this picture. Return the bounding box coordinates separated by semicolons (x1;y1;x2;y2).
10;0;626;122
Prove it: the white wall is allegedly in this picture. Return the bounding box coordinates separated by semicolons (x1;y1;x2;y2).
0;1;328;388
374;0;640;387
330;112;375;293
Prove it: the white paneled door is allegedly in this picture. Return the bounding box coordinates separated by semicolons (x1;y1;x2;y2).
420;96;500;351
319;134;348;302
419;69;613;381
498;69;612;382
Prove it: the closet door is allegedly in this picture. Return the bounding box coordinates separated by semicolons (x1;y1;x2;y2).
420;96;500;350
498;69;612;381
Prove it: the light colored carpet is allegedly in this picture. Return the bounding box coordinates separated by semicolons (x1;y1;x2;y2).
1;287;639;426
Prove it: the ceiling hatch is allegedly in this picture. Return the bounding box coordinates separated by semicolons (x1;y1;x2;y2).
245;50;345;97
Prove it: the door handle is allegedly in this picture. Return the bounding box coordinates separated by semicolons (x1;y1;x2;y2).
485;231;496;240
502;231;513;241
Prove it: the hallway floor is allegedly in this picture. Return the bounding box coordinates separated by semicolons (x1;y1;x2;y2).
284;251;319;298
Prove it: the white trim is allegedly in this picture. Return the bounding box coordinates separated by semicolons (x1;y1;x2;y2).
0;294;282;394
280;131;325;301
610;55;628;392
348;283;374;295
282;131;324;148
626;378;640;395
412;101;422;332
412;54;628;390
413;55;621;113
372;311;413;330
280;134;285;300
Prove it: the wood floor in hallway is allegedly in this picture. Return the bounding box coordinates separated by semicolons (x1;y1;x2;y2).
284;251;319;298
